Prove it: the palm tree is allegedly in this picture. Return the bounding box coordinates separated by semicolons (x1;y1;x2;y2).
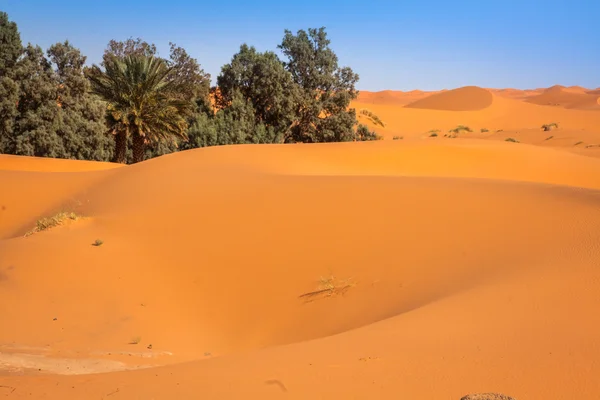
86;55;191;163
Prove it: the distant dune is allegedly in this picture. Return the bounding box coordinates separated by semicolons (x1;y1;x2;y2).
403;86;494;111
525;85;600;110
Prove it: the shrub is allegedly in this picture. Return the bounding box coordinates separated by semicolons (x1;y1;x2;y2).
448;125;472;137
429;132;438;137
92;239;104;247
359;109;385;127
25;212;80;237
356;124;382;141
541;123;558;131
505;137;519;143
480;128;489;133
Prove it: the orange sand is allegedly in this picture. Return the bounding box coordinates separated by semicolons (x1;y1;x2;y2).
1;85;600;399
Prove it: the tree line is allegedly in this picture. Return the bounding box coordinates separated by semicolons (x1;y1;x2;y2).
0;12;379;164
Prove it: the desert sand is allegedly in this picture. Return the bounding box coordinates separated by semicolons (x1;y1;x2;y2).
1;85;600;399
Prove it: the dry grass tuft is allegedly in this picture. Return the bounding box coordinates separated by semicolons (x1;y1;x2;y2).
24;211;81;237
541;122;558;131
299;274;356;302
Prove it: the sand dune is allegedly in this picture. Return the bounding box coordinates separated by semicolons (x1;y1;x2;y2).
351;86;600;151
525;85;600;110
404;86;494;111
2;83;600;399
2;139;600;399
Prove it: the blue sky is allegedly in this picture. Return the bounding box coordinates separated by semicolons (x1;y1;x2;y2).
2;0;598;91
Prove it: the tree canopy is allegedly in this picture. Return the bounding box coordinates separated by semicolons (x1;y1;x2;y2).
1;12;380;164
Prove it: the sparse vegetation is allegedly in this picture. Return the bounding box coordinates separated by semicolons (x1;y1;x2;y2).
427;129;440;137
92;239;104;247
129;336;141;345
393;135;403;140
24;212;80;237
359;109;385;127
299;275;355;302
448;125;472;137
574;141;583;146
505;137;519;143
586;144;600;148
496;129;504;133
545;136;554;141
541;123;558;131
480;128;489;133
429;132;438;137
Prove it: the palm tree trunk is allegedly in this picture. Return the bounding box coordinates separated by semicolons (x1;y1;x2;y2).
112;130;127;164
132;133;146;164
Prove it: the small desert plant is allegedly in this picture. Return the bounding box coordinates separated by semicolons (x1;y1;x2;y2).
545;136;554;141
25;211;80;237
92;239;104;247
429;132;438;137
393;135;403;140
129;336;141;345
427;129;440;137
480;128;489;133
299;274;355;302
505;137;519;143
448;125;472;137
574;141;583;146
496;129;504;133
541;123;558;131
359;109;385;127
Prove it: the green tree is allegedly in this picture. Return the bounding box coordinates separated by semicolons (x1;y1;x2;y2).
47;41;112;161
12;44;64;157
216;44;297;140
278;27;360;143
0;11;22;153
87;55;192;163
98;38;211;161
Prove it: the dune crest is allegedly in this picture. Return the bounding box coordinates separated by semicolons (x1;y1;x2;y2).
404;86;494;111
525;85;600;110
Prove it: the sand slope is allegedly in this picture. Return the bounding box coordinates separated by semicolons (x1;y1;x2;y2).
1;140;600;399
404;86;494;111
351;86;600;154
525;85;600;110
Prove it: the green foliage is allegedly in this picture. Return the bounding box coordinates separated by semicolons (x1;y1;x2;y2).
1;13;110;160
356;124;382;141
358;109;385;127
0;12;22;154
278;27;360;143
87;55;192;163
186;91;280;148
96;38;211;162
216;44;296;140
